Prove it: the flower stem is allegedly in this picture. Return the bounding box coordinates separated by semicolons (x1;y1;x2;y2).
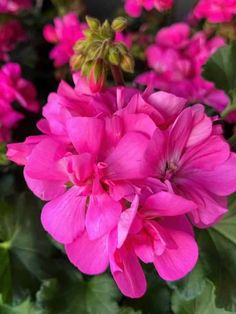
110;65;125;86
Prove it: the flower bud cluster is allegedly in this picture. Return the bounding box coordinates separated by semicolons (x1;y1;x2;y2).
71;16;134;92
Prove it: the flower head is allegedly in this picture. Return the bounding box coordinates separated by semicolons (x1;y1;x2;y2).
7;74;236;297
136;22;229;113
192;0;236;23
0;0;32;14
0;63;39;142
43;12;86;67
125;0;173;17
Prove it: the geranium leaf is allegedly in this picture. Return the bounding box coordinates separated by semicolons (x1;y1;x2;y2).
171;280;233;314
197;195;236;311
36;273;121;314
203;41;236;93
0;193;55;302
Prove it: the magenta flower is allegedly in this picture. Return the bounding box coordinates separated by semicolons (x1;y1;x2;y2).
136;22;229;114
0;63;39;142
7;77;236;297
0;20;26;62
145;105;236;227
192;0;236;23
43;12;86;67
0;0;32;13
125;0;173;17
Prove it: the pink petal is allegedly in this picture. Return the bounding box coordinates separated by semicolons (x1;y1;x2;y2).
62;153;94;184
143;191;197;217
65;232;109;275
125;0;142;17
41;187;86;244
66;117;104;155
168;108;193;162
7;135;46;165
105;132;150;180
117;195;139;248
147;91;187;127
180;135;230;171
194;153;236;196
24;138;68;181
187;105;212;147
86;193;122;240
24;172;66;201
154;216;198;281
110;246;147;298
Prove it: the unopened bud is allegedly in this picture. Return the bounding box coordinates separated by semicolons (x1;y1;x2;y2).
81;60;93;76
112;17;128;32
121;54;134;73
86;16;100;30
115;42;129;56
73;40;87;53
108;47;120;66
70;54;85;70
101;20;114;39
89;59;106;93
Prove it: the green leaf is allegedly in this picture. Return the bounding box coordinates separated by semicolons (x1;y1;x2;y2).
167;260;206;301
171;280;234;314
197;195;236;311
203;41;236;93
0;193;55;302
118;307;142;314
0;295;41;314
36;273;121;314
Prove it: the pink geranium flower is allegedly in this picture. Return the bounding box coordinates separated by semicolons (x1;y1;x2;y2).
145;105;236;227
43;12;86;67
0;0;32;13
136;22;229;114
0;63;39;142
125;0;173;17
192;0;236;23
0;20;26;62
7;77;236;297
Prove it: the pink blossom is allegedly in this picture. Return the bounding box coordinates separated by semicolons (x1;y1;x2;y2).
192;0;236;23
0;63;39;112
136;23;229;113
145;105;236;227
43;12;86;67
125;0;173;17
0;63;39;142
0;0;32;13
7;77;236;297
0;20;26;62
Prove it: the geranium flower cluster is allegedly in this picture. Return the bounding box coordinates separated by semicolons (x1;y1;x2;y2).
125;0;173;17
0;63;39;142
137;23;230;114
192;0;236;23
43;12;87;67
0;20;26;62
7;74;236;298
0;0;32;14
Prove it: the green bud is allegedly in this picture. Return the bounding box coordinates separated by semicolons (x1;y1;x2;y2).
73;40;87;53
81;60;93;77
111;17;128;32
115;42;129;56
108;46;120;66
83;29;94;40
121;54;135;73
100;19;114;39
70;54;85;70
86;16;100;30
